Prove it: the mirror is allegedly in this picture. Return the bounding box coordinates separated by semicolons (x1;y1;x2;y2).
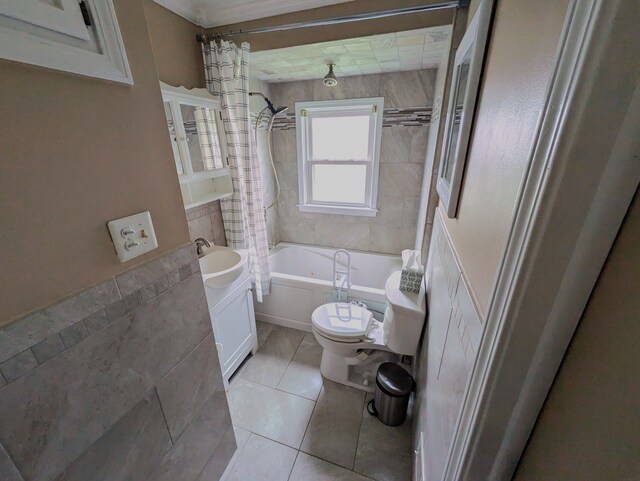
179;103;226;173
443;56;470;184
436;0;493;218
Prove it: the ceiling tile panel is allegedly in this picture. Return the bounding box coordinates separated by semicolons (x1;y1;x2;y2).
250;25;452;83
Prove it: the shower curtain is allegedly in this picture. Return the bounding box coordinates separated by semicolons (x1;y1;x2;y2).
202;40;271;301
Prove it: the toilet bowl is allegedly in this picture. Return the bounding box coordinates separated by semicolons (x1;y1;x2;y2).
311;271;426;392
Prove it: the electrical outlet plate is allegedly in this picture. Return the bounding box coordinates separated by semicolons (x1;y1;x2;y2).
107;211;158;263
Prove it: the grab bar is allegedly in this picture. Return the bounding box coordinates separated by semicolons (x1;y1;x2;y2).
333;249;352;301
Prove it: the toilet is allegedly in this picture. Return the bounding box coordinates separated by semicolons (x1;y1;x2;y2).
311;271;426;392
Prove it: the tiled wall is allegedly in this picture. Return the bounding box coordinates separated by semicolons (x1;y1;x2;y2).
0;245;234;481
269;69;436;254
250;78;280;247
414;211;483;480
186;200;227;247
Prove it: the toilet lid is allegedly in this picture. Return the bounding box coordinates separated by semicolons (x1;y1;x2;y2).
311;303;373;340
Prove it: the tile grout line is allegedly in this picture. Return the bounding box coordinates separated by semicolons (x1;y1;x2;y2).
273;332;305;390
351;393;370;472
286;449;301;481
153;385;175;445
299;451;377;480
194;427;228;481
246;431;302;455
242;326;307;395
297;377;324;454
232;375;314;405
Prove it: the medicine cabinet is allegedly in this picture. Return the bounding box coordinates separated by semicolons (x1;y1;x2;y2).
160;82;233;209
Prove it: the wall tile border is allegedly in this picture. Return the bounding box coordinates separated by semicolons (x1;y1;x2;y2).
261;107;433;131
0;244;199;387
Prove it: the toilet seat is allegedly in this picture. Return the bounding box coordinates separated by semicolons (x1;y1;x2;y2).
311;303;373;342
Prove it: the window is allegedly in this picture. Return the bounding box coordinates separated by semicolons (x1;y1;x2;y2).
296;98;384;217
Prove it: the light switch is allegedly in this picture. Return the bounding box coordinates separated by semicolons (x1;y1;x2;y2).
107;211;158;263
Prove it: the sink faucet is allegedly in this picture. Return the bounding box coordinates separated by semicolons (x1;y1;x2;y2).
194;238;211;257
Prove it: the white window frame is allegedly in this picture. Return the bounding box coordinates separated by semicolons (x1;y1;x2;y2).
295;98;384;217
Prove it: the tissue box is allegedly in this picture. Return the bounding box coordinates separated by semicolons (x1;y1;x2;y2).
400;269;423;293
399;249;423;293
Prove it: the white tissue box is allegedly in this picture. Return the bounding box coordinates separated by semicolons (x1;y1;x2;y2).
400;269;423;293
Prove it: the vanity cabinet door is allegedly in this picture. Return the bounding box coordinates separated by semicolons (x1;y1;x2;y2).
210;279;257;384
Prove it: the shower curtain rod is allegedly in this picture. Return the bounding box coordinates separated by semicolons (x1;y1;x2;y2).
196;1;461;43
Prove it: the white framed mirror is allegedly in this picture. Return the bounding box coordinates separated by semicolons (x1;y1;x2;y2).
436;0;493;218
160;82;233;209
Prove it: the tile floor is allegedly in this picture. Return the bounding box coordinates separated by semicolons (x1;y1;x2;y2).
221;321;413;481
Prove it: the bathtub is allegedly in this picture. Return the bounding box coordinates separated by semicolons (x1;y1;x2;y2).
253;243;402;331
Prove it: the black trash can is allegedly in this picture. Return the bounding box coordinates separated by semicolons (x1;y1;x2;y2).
367;362;414;426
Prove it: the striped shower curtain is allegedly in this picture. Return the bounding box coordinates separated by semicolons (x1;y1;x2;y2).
202;40;271;301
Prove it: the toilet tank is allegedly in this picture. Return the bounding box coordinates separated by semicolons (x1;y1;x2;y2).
382;271;427;355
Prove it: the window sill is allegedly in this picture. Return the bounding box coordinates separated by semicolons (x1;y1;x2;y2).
297;204;378;217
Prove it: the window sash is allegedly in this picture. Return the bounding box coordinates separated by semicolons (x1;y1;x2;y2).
296;98;384;216
306;160;371;207
305;108;377;163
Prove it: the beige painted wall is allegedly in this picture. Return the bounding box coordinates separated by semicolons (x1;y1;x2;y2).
0;0;190;325
141;0;227;246
206;0;453;52
440;0;570;316
142;0;205;89
467;0;481;27
514;193;640;481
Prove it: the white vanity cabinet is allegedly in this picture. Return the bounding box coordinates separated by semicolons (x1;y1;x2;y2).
160;82;233;209
203;270;258;389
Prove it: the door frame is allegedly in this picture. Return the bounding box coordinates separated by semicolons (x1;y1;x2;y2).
442;0;640;479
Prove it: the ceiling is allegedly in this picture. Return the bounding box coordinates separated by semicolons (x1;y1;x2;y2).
251;25;451;83
153;0;353;28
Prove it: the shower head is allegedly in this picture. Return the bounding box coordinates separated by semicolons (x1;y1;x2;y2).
323;64;338;87
249;92;288;116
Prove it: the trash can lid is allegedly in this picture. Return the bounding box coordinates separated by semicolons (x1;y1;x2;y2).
376;362;414;397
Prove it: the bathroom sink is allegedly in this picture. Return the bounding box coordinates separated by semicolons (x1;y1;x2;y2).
199;246;248;288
